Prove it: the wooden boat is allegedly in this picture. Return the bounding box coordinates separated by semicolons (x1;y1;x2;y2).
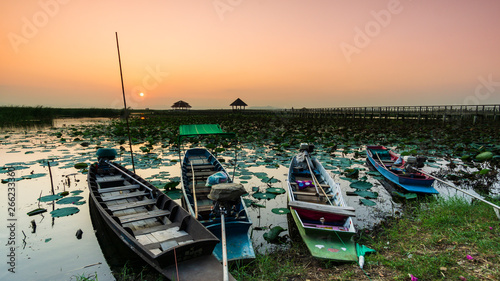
366;145;438;194
88;148;233;281
287;144;358;262
180;147;255;262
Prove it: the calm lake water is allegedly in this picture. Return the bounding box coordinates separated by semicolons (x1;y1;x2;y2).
1;118;496;281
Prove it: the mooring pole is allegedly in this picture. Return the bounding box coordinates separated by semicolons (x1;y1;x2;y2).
115;32;136;173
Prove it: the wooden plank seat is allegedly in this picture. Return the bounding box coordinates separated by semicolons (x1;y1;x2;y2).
98;184;140;194
133;222;181;236
186;170;216;178
107;198;156;212
293;190;334;197
96;175;124;183
119;209;171;224
144;233;193;250
190;164;215;170
101;191;149;202
289;200;356;217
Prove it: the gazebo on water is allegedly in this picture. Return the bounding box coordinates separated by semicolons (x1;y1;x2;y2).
230;98;248;110
171;100;192;110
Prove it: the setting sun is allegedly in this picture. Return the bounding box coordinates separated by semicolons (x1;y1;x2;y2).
139;93;144;97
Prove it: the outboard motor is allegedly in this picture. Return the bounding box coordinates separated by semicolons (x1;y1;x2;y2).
416;156;428;168
96;148;117;174
208;183;246;217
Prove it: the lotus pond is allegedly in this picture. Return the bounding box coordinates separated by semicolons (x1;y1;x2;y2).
1;114;499;281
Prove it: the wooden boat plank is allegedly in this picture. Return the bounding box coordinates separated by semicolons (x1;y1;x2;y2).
119;209;171;224
101;191;149;202
186;170;216;177
108;199;156;212
96;175;124;183
289;200;356;217
133;222;180;236
293;190;334;197
98;184;140;194
144;233;194;250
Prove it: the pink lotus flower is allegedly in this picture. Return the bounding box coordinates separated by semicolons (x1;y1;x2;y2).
466;255;473;260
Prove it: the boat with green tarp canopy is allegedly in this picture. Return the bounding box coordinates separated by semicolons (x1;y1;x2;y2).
178;124;235;143
178;124;255;267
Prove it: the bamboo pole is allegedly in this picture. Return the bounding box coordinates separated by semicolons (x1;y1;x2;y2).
190;161;198;219
115;32;136;173
414;168;500;212
304;152;333;206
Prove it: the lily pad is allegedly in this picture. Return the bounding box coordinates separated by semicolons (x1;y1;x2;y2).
74;163;88;169
350;181;373;190
163;189;183;200
50;207;80;217
70;190;84;195
27;208;47;216
271;208;290;214
56;196;84;204
266;187;286;194
360;198;377;206
252;192;277;200
38;194;63;202
354;190;378;199
476;152;493;161
263;226;286;243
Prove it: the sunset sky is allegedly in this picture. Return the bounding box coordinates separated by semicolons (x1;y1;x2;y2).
1;0;500;109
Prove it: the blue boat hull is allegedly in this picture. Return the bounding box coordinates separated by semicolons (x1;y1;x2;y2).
366;149;439;194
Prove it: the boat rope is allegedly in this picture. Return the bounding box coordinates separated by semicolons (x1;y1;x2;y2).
173;247;180;281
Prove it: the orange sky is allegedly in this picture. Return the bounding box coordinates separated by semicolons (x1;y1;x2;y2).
1;0;500;109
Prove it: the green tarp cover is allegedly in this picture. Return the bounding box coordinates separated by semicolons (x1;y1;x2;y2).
179;124;235;141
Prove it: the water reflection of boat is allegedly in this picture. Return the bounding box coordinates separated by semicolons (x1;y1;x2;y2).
366;145;438;194
88;148;231;281
287;143;358;262
179;125;255;262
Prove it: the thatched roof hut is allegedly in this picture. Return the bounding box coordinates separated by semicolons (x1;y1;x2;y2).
230;98;247;110
171;100;192;110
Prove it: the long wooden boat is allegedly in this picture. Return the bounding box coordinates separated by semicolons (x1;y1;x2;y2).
180;147;255;262
366;145;438;194
287;144;357;262
88;148;233;281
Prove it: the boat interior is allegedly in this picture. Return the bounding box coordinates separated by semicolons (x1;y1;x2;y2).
89;163;208;257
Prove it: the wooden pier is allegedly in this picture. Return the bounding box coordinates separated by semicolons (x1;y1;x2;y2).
151;104;499;123
282;104;500;123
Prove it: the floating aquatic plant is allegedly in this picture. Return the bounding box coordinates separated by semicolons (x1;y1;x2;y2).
266;187;286;194
271;208;290;214
350;181;373;190
252;192;277;200
50;207;80;217
360;198;376;206
56;196;84;205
